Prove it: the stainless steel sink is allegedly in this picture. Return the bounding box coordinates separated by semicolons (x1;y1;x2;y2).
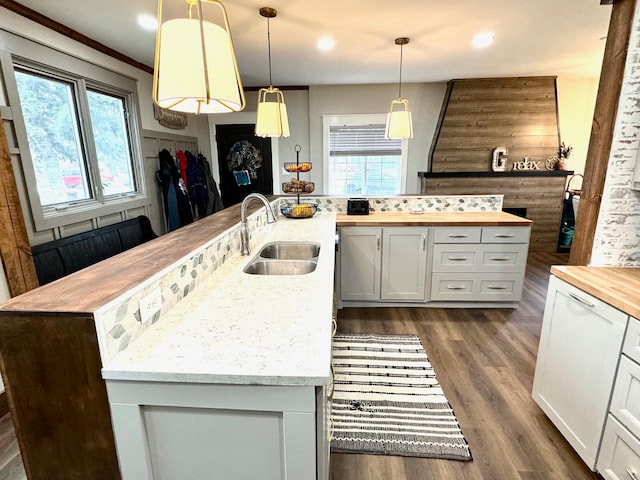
258;241;321;260
243;259;317;275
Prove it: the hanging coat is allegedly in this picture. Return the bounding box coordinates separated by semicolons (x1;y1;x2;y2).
185;150;209;219
197;153;224;215
156;149;194;231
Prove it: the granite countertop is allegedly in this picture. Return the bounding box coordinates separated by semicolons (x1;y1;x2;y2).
101;213;337;387
551;265;640;319
336;211;532;227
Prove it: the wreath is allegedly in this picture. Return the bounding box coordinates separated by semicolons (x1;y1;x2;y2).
227;140;263;179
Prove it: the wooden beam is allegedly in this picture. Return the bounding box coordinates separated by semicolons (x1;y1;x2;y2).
570;0;636;265
0;0;153;75
0;112;39;296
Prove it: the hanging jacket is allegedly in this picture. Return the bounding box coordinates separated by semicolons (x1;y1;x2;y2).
185;150;209;219
197;153;224;215
156;149;194;231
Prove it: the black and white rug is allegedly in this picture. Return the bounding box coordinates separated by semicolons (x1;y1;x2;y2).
330;333;472;460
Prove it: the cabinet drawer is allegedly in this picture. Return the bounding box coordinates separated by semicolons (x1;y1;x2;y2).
624;317;640;365
431;273;523;302
481;226;531;244
433;227;481;244
611;355;640;440
432;244;528;273
597;415;640;480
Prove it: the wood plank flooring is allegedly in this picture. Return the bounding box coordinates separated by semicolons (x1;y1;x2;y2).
331;252;602;480
0;252;600;480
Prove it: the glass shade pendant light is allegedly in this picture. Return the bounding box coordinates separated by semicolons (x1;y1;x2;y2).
153;0;246;114
255;7;290;138
386;37;413;140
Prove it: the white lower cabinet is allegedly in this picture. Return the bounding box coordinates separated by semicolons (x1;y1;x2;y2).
339;226;428;303
430;226;529;302
380;228;428;301
339;227;381;301
106;381;329;480
598;316;640;479
532;275;628;470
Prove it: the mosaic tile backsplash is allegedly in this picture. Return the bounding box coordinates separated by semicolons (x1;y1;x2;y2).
280;195;503;213
95;194;503;362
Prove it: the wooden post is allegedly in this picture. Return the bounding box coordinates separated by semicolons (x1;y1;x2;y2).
0;112;39;296
570;0;636;265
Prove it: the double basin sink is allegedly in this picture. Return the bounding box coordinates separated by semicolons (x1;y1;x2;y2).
243;241;321;275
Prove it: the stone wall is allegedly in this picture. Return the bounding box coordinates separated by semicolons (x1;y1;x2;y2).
592;1;640;266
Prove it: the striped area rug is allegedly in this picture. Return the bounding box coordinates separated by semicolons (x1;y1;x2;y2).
330;333;472;460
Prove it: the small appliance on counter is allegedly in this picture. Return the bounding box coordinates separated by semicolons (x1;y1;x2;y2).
347;198;370;215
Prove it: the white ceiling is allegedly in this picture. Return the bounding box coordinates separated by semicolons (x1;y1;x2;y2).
14;0;612;87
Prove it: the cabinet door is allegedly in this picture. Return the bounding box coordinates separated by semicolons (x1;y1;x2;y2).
380;227;428;301
532;275;628;469
339;227;381;301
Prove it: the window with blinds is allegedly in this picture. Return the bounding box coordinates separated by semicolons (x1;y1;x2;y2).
327;124;403;195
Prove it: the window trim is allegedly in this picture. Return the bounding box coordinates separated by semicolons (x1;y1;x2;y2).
0;40;146;231
322;114;408;196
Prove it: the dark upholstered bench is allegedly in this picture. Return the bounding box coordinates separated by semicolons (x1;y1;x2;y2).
31;215;158;285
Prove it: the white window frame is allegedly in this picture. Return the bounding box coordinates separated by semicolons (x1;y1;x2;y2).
323;114;408;196
0;38;146;232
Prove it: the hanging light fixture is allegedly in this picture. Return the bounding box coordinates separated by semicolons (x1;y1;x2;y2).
255;7;290;137
153;0;246;115
386;37;413;140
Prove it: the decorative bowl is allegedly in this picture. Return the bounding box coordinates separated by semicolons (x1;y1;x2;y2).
283;162;312;173
282;181;314;194
280;203;318;219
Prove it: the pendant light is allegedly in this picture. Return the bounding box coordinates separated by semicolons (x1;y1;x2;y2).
255;7;290;137
385;37;413;140
153;0;246;115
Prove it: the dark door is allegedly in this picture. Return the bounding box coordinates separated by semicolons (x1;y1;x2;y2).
215;124;273;208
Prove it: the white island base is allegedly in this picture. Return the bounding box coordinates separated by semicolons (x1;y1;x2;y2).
107;380;330;480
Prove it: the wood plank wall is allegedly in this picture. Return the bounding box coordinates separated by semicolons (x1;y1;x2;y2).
421;175;567;252
430;77;561;172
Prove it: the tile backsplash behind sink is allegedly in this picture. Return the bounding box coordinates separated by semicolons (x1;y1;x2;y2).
279;195;503;213
94;194;503;363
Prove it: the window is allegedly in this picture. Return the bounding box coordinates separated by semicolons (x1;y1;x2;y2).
324;115;407;196
3;44;146;231
15;65;137;209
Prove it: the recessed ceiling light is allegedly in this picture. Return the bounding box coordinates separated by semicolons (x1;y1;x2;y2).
317;37;335;52
137;14;158;31
471;32;494;48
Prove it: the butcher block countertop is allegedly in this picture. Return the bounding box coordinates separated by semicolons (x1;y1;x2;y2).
336;211;533;227
551;265;640;319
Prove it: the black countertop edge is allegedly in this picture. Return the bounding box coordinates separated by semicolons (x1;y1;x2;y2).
418;170;575;178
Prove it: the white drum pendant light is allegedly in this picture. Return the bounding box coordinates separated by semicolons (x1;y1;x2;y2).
153;0;246;114
255;7;290;138
386;37;413;140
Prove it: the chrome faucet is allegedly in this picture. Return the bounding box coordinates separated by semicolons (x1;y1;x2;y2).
240;193;277;256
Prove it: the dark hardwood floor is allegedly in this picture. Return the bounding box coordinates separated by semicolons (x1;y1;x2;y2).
331;252;602;480
0;253;599;480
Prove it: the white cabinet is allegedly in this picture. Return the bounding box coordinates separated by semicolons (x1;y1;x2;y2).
106;380;327;480
339;227;381;301
339;227;428;303
532;275;628;469
598;317;640;479
430;226;530;302
381;228;428;301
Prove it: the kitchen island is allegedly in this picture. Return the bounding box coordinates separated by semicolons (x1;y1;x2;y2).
102;213;337;480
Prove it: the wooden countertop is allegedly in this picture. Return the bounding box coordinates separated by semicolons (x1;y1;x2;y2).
336;211;533;227
0;200;271;314
551;266;640;319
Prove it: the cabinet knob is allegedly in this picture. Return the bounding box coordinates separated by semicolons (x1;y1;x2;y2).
627;467;638;480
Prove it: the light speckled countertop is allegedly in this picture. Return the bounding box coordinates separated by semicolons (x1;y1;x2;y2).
101;213;336;386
